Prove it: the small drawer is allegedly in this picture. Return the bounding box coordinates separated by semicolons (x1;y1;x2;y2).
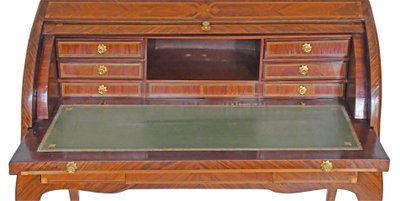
126;172;272;184
149;82;256;98
41;174;125;184
265;40;350;58
59;62;143;79
61;82;141;97
264;61;347;80
273;172;358;184
264;83;344;98
57;40;144;58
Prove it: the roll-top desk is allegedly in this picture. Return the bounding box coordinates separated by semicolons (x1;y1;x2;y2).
9;0;390;201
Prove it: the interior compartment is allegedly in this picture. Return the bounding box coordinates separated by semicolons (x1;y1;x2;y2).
147;39;261;80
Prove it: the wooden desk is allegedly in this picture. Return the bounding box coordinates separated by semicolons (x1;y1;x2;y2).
9;1;389;201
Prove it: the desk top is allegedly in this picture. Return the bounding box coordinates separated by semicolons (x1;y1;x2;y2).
38;105;361;152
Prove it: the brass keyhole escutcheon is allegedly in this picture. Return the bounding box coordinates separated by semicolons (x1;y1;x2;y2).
302;43;312;54
297;85;307;95
66;162;78;174
321;160;333;172
201;21;211;32
98;65;108;76
98;84;108;95
299;65;309;76
97;43;107;54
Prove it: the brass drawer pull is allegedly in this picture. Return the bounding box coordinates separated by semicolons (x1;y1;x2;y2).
97;43;107;54
297;85;307;95
201;21;211;32
302;43;312;53
98;65;108;76
66;162;77;174
298;65;309;76
98;84;108;95
321;160;333;172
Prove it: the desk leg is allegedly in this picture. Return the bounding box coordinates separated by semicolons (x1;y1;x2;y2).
69;190;79;201
16;175;47;201
353;172;383;201
326;188;337;201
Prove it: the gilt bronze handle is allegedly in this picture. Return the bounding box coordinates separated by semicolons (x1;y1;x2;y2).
98;65;108;76
321;160;333;172
97;43;107;54
302;43;312;54
98;84;108;95
66;162;77;174
297;85;307;95
298;65;309;76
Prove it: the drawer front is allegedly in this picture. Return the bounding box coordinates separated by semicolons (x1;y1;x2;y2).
57;40;144;58
126;172;272;184
61;83;141;97
264;61;347;80
265;40;350;58
149;83;256;98
264;83;344;98
60;63;143;79
273;172;358;184
41;174;125;184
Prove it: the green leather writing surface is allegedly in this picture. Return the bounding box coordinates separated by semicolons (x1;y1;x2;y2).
38;105;362;152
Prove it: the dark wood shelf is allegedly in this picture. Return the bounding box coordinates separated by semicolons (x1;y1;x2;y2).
147;39;260;80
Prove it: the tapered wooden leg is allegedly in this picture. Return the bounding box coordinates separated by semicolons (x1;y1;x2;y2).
69;190;79;201
16;175;48;201
326;188;337;201
353;172;383;201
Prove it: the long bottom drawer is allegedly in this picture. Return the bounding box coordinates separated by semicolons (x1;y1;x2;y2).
40;172;357;184
148;82;257;98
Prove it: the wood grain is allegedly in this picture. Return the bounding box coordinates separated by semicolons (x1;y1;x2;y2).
326;188;338;201
37;36;56;119
61;82;142;97
264;83;345;98
346;35;368;119
362;0;382;136
265;40;350;58
148;82;257;98
42;174;125;184
57;40;144;58
45;1;362;22
15;172;383;201
126;172;273;184
264;61;347;80
43;23;365;36
59;62;143;79
69;190;79;201
273;172;357;184
21;1;48;137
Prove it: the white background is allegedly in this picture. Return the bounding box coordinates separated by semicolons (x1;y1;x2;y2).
0;1;398;200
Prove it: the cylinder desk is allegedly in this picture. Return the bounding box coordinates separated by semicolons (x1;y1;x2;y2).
9;0;389;201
